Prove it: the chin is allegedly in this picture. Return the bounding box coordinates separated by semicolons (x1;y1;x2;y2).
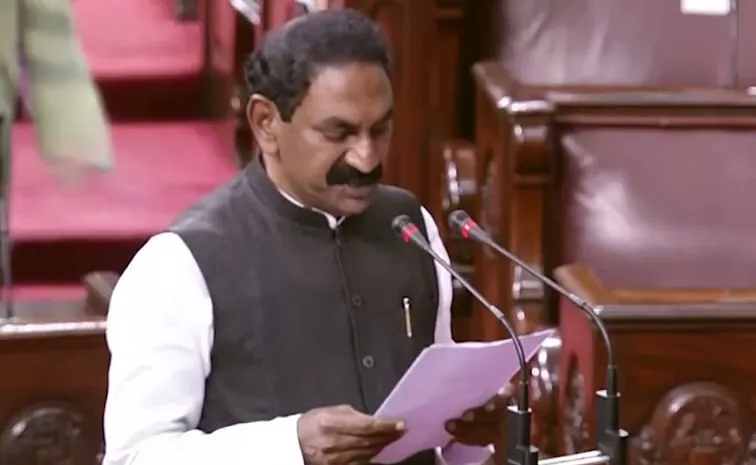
331;184;377;216
336;199;373;216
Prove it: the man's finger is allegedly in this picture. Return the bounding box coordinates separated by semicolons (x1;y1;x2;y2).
330;430;402;452
336;410;405;436
362;417;406;435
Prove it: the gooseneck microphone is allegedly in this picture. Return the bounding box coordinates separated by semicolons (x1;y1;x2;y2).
448;210;628;465
391;215;538;465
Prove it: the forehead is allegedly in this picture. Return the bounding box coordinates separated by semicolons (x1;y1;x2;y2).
297;63;393;121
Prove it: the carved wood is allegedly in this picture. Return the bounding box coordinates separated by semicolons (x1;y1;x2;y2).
0;403;92;465
471;63;756;459
562;356;589;455
0;300;107;465
435;140;476;261
471;62;756;332
631;383;753;465
471;64;554;338
529;332;562;455
470;73;507;341
556;263;756;464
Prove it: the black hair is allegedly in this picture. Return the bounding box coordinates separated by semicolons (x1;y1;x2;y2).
243;9;391;122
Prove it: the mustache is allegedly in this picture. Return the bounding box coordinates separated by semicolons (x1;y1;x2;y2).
326;162;383;186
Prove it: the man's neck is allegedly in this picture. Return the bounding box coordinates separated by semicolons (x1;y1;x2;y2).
277;188;344;230
260;154;344;229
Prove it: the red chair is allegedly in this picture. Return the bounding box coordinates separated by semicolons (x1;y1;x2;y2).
11;0;240;286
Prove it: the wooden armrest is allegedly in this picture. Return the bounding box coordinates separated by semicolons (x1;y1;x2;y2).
473;61;756;123
472;62;554;116
83;271;120;315
553;264;614;305
555;263;756;305
546;89;756;108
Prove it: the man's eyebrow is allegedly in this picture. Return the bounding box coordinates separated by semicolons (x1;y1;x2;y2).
315;107;394;129
374;107;394;125
314;117;353;129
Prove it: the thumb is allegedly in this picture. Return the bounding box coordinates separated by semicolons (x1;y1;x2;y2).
332;406;405;435
367;417;406;435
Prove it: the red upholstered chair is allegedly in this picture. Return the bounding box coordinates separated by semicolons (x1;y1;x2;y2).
11;0;240;286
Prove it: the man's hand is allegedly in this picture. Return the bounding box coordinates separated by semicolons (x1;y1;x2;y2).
298;404;405;465
444;385;513;446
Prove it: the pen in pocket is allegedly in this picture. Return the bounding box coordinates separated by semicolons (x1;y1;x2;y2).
402;297;412;338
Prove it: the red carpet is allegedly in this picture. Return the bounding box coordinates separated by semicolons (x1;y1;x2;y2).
11;121;237;284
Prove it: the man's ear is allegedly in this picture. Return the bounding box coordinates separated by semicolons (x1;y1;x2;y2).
247;94;281;158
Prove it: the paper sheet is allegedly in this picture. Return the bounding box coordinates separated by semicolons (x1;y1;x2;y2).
373;329;555;464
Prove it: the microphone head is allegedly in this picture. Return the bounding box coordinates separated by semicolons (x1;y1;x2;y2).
448;210;484;241
448;210;472;232
391;214;413;235
391;214;422;244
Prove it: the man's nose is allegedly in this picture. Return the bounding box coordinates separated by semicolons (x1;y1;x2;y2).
344;137;379;173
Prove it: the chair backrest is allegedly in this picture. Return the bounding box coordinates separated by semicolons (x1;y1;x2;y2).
498;0;756;88
73;0;238;121
558;126;756;289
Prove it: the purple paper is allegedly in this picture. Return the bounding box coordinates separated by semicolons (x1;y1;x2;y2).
373;329;555;464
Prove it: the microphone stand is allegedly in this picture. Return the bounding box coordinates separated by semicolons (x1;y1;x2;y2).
0;115;12;321
449;211;628;465
392;215;539;465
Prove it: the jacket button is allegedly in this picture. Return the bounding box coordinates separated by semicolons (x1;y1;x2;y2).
362;355;375;368
351;295;362;307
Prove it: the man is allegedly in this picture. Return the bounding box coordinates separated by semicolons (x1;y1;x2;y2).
1;0;113;173
103;9;508;465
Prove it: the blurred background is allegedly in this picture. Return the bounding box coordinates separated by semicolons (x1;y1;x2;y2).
2;1;756;464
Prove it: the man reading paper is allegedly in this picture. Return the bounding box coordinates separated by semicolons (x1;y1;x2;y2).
103;9;510;465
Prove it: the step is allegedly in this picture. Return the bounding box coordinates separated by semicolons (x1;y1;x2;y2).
9;121;237;284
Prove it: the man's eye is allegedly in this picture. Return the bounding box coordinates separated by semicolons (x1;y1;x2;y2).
322;130;349;142
371;124;390;137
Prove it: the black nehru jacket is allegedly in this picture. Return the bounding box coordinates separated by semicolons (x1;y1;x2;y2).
169;156;439;465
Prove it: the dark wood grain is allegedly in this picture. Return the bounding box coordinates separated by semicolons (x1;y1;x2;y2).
556;263;756;465
0;298;107;465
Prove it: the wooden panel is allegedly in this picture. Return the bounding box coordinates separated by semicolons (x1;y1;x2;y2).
430;0;465;138
0;301;107;465
426;0;466;223
471;61;756;333
556;263;756;464
470;64;554;339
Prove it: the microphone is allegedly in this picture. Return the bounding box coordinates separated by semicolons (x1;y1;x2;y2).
448;210;628;465
391;214;538;465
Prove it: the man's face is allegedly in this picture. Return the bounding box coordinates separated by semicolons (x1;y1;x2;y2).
263;63;394;216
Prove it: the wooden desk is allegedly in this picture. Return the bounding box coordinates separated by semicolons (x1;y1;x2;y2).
555;263;756;465
0;295;108;465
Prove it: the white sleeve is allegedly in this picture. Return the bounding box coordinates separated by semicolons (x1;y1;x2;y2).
103;232;305;465
421;207;454;344
421;209;492;464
